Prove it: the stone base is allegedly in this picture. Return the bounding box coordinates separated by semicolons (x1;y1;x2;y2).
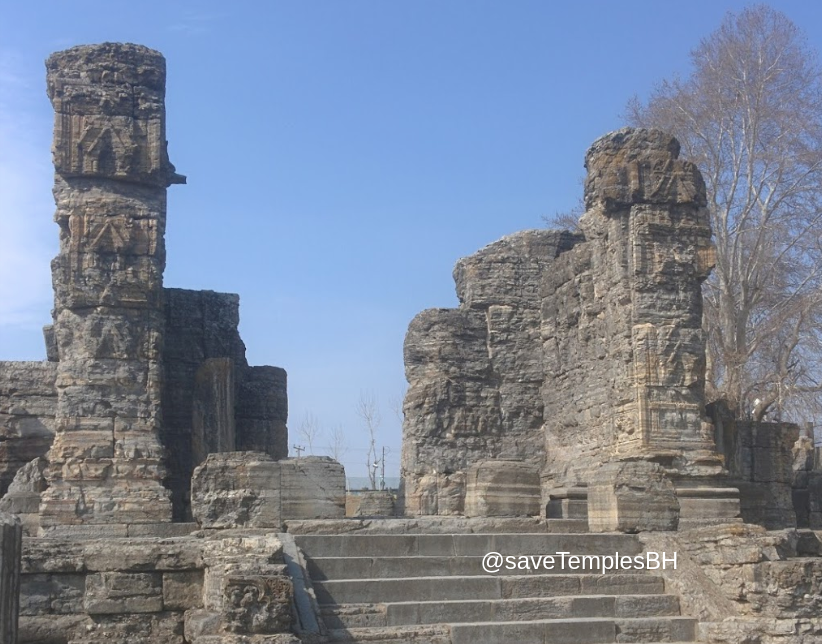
347;491;396;517
545;487;588;519
191;453;346;529
587;461;679;533
675;484;742;529
464;460;540;517
39;476;173;531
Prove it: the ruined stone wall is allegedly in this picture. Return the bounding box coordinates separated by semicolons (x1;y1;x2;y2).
402;129;721;514
640;526;822;644
401;231;580;514
733;421;799;529
0;44;289;530
0;286;289;526
163;288;288;521
18;533;297;644
0;363;56;496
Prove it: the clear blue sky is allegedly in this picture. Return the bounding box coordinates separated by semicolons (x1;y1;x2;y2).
2;1;821;480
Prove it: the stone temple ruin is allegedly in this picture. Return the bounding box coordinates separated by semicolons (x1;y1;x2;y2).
0;42;821;644
399;128;812;532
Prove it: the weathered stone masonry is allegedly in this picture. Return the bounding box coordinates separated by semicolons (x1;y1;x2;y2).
0;43;289;528
41;42;182;528
401;128;792;519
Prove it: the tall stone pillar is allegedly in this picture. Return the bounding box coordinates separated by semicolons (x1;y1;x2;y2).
0;513;21;643
40;43;184;529
580;129;720;472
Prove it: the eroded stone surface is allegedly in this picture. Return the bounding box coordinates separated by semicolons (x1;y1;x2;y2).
0;363;57;496
191;453;346;528
280;457;345;521
588;460;679;532
0;458;47;535
464;460;541;517
40;43;178;529
402;128;721;515
84;572;164;614
0;43;290;530
191;452;282;529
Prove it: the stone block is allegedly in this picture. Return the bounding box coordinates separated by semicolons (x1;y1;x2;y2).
464;460;540;517
675;484;741;528
280;457;346;520
587;460;679;532
19;572;85;615
222;573;292;634
163;571;203;611
184;608;220;640
347;491;396;517
64;611;186;644
84;572;163;614
545;487;588;519
191;452;282;529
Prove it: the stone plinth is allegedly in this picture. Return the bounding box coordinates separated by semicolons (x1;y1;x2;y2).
347;491;396;517
281;457;345;520
588;460;679;533
545;487;588;519
464;460;540;517
191;453;345;529
191;452;282;529
675;483;741;528
0;512;21;644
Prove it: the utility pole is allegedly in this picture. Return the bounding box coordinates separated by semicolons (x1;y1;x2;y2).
370;460;379;490
380;446;386;491
292;444;305;458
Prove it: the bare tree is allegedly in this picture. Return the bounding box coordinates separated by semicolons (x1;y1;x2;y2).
328;424;348;462
298;412;321;455
356;391;381;490
388;393;404;426
626;5;822;422
541;198;585;232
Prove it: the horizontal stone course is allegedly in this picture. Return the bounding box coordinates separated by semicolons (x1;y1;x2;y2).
313;573;664;605
295;532;643;558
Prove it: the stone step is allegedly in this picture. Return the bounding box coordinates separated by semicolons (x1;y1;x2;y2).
324;617;696;644
321;594;681;629
323;624;452;643
295;532;642;558
286;517;589;535
307;554;657;580
448;616;697;644
314;573;664;605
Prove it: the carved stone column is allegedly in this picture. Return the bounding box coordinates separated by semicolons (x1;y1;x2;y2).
40;43;184;530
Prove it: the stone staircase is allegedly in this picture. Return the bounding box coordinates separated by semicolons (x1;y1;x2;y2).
291;522;698;644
